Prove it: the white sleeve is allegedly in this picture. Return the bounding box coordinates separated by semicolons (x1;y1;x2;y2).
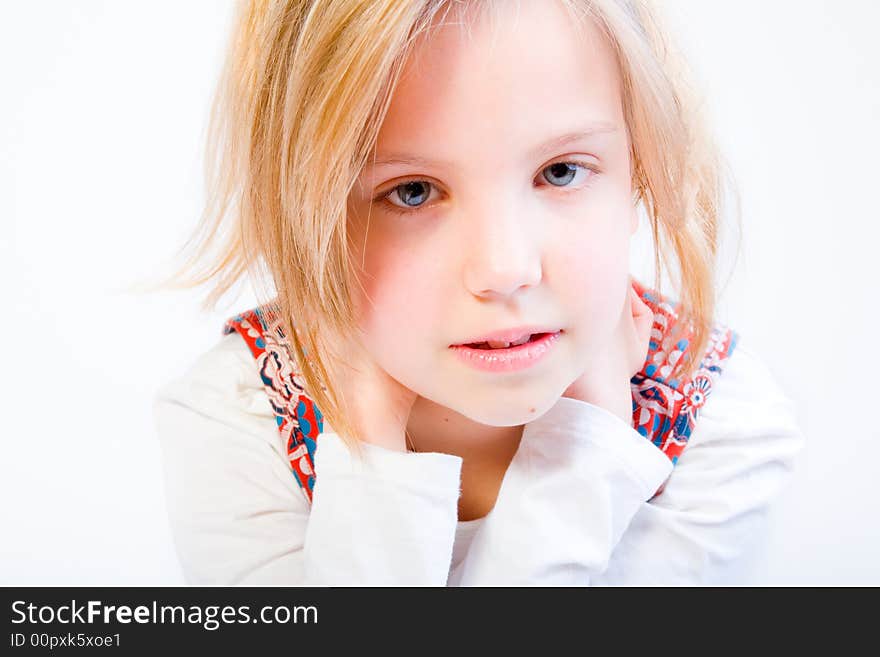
456;340;803;586
153;332;463;586
455;393;673;586
593;341;804;585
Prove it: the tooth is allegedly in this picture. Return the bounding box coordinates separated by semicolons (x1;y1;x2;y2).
511;334;531;346
487;340;512;349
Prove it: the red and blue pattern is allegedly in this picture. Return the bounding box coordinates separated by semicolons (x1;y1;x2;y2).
630;278;738;466
223;306;324;501
223;279;738;503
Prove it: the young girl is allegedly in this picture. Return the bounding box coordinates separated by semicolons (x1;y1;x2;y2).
153;0;803;585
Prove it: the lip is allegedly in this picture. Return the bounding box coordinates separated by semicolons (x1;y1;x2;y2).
449;331;563;373
453;325;561;346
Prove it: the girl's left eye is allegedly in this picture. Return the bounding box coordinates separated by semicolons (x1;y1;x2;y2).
376;160;596;214
539;161;594;187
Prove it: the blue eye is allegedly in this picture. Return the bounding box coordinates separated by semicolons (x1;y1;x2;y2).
390;181;433;208
540;161;591;187
377;160;597;215
540;160;599;191
379;180;440;212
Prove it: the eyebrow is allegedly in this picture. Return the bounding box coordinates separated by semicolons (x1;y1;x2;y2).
366;122;621;170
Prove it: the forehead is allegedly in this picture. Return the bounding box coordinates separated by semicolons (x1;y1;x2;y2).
373;0;625;166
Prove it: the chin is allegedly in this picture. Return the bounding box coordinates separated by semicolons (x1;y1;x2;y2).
454;393;561;427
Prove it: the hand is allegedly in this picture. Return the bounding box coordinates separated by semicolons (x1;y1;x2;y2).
562;279;654;425
323;326;418;453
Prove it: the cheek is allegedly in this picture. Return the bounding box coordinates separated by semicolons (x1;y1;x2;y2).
353;230;446;355
548;206;632;336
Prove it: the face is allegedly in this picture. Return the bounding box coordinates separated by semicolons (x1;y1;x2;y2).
346;0;638;427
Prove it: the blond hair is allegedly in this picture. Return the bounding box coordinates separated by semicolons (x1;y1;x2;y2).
151;0;739;449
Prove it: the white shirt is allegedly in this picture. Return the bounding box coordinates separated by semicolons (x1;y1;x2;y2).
153;331;804;586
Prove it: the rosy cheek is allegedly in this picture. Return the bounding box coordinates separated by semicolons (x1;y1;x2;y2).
358;249;422;326
547;227;628;332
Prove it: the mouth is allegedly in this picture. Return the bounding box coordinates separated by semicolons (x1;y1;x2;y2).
452;325;564;349
449;330;563;373
460;332;559;350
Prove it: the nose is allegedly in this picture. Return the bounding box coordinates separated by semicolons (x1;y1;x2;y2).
461;195;543;300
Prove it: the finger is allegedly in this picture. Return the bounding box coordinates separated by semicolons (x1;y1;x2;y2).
628;287;654;376
634;303;653;346
630;285;652;320
633;290;653;341
621;284;640;337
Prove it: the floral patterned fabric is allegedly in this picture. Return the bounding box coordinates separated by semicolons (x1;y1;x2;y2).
222;279;738;504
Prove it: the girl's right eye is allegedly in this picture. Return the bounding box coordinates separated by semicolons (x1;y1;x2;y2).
378;180;441;214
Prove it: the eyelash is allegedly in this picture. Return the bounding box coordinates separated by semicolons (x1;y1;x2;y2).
372;159;600;216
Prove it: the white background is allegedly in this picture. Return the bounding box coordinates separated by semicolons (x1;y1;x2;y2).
2;0;878;584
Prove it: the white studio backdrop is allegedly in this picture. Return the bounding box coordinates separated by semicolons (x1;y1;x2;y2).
1;0;877;585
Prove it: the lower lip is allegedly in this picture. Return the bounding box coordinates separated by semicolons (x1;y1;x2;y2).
449;331;563;373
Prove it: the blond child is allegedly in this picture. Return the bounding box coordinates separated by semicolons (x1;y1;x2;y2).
153;0;803;585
